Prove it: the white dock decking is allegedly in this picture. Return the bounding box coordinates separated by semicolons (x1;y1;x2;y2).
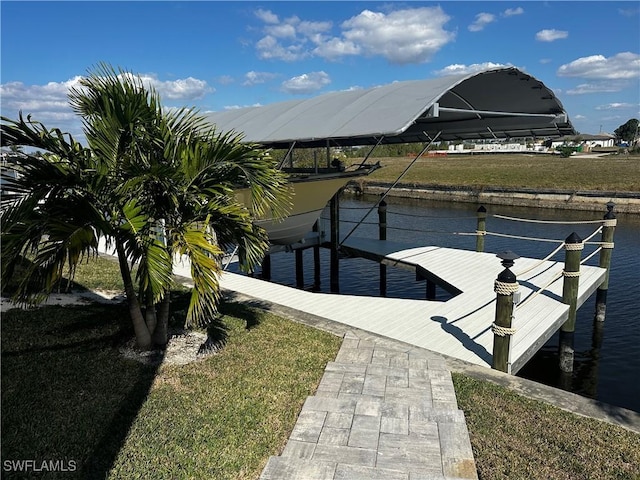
199;238;606;374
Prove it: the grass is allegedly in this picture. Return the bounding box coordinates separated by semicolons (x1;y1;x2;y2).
1;256;341;479
3;254;639;479
453;373;640;480
359;153;640;192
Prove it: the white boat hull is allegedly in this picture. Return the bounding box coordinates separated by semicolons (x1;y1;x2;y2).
237;171;371;245
256;209;324;246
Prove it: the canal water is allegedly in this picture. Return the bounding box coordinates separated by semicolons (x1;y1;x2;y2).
240;194;640;413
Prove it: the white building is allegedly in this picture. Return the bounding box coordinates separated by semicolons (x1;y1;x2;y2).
550;133;616;151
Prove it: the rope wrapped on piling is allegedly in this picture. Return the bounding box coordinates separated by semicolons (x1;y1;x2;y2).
494;280;519;295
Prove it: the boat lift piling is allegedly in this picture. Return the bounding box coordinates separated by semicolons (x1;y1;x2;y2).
295;249;304;288
594;202;616;323
476;206;487;252
559;232;583;373
330;193;340;293
261;254;271;281
378;199;387;297
312;221;321;291
492;251;520;373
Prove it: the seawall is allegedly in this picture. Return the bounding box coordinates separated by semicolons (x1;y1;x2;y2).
350;181;640;215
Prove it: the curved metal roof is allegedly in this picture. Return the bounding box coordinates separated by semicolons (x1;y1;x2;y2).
204;67;575;149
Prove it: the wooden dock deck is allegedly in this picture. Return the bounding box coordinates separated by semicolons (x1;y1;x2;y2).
204;238;606;374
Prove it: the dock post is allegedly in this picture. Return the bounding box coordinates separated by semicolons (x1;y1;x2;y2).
426;281;436;300
330;193;340;293
559;232;583;373
594;202;616;322
476;206;487;252
295;249;304;288
378;199;387;296
261;254;271;281
312;221;321;291
492;251;520;373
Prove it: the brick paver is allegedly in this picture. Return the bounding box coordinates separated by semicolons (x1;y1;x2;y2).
260;331;478;480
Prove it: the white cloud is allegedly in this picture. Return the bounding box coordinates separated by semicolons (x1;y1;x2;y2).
339;7;455;64
256;35;307;62
145;76;212;100
254;10;332;62
252;6;454;65
117;72;212;100
242;71;278;86
281;71;331;94
313;38;360;60
468;13;496;32
223;103;263;110
539;58;552;64
557;52;640;79
1;77;85;137
265;23;297;39
573;114;586;120
255;9;279;24
535;29;568;42
0;73;213;139
502;7;524;17
298;20;332;37
565;82;628;95
434;62;511;76
595;103;636;110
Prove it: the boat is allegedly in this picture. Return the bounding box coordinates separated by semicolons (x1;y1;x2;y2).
236;162;379;245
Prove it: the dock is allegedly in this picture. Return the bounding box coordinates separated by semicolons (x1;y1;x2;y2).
210;237;606;374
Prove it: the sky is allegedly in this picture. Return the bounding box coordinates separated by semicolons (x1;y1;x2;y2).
1;1;639;141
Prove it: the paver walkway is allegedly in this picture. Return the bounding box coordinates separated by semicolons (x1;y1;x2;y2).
260;331;478;480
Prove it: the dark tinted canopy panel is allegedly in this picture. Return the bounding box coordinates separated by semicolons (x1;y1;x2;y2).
203;67;575;149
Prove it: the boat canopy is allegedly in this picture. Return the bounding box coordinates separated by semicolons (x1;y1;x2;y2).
204;67;575;149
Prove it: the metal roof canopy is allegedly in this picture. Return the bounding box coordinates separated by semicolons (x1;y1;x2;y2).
204;67;575;149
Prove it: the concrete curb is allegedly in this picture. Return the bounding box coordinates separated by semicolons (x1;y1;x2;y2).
352;183;640;214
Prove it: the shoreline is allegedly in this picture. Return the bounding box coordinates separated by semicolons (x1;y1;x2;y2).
350;181;640;214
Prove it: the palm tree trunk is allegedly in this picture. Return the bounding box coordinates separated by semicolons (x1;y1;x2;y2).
153;291;171;346
152;232;172;346
145;286;157;333
115;239;152;350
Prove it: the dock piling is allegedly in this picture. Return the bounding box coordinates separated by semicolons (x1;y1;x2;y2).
492;250;520;373
312;221;321;291
261;254;271;281
594;202;616;322
330;193;340;293
476;206;487;252
559;232;583;373
378;199;387;296
295;249;304;288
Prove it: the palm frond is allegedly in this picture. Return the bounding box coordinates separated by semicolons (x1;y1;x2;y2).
173;226;224;328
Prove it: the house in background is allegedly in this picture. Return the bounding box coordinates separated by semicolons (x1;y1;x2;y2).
549;133;617;152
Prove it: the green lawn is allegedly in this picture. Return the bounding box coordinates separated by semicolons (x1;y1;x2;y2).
1;257;341;479
453;373;640;480
359;154;640;191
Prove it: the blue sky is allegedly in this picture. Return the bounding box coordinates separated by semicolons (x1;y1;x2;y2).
1;1;639;140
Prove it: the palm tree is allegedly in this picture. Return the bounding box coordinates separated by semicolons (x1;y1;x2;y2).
1;63;290;350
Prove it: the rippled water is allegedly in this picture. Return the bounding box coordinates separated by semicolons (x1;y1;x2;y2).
238;194;640;412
